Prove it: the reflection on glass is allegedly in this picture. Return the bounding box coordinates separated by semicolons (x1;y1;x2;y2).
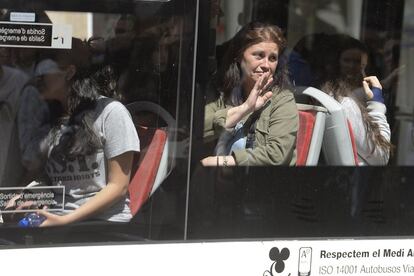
189;0;414;241
0;1;192;244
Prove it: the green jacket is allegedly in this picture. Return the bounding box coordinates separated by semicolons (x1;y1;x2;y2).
204;88;298;166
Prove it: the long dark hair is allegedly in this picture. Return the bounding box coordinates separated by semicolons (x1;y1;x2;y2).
45;38;107;159
319;35;392;155
218;22;290;101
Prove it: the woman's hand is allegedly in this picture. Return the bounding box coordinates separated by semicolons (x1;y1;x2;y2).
225;72;273;129
362;76;382;100
36;152;133;227
38;209;71;227
201;156;217;166
244;72;274;112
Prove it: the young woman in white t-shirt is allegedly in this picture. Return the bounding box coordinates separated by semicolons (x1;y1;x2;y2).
35;38;139;226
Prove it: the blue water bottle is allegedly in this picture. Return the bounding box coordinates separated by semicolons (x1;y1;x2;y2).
18;213;46;227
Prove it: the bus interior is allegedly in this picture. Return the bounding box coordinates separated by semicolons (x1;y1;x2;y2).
0;0;413;246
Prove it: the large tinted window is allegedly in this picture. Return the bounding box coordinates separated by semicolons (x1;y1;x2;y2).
0;0;197;245
188;0;414;239
1;0;414;247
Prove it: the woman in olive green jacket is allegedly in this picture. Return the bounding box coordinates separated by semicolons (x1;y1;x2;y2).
202;22;298;166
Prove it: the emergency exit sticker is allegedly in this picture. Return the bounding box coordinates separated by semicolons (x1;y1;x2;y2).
0;21;72;49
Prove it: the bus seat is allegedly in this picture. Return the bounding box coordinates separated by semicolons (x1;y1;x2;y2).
296;104;326;166
126;101;176;216
293;85;314;104
128;126;168;217
126;101;176;173
303;87;357;165
347;120;359;165
296;110;315;166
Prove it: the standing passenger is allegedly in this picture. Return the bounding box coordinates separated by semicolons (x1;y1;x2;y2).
0;65;29;187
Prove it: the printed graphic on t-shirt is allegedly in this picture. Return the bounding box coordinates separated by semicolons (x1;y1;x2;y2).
46;151;106;197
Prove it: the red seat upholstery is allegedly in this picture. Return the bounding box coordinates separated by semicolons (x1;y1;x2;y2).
129;126;168;216
346;120;359;165
296;110;316;166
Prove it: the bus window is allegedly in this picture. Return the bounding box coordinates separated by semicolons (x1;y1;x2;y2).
0;0;413;248
187;0;414;239
0;0;197;245
195;0;408;168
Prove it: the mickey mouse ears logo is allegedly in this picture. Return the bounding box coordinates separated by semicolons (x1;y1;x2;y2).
264;247;290;276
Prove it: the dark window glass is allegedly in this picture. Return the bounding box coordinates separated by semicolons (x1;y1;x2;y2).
188;0;414;240
0;0;196;246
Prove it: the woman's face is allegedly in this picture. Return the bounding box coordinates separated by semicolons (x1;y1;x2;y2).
240;41;279;87
339;48;368;78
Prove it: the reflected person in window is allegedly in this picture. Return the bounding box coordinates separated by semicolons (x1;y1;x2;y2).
203;22;298;166
319;35;392;165
35;38;139;226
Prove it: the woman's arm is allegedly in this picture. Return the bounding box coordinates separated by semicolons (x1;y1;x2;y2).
341;96;390;165
201;155;236;166
366;101;391;164
202;91;298;166
231;91;299;166
38;151;133;227
204;99;228;140
363;76;391;164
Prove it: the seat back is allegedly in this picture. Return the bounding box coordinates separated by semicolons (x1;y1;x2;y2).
126;101;175;216
297;110;316;165
347;120;359;165
303;87;358;165
296;104;326;166
128;126;168;216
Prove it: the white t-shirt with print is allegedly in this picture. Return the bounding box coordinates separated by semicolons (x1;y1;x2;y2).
46;98;140;222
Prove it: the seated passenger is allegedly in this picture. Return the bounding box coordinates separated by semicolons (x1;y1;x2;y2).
35;38;140;226
319;35;392;165
202;22;298;166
